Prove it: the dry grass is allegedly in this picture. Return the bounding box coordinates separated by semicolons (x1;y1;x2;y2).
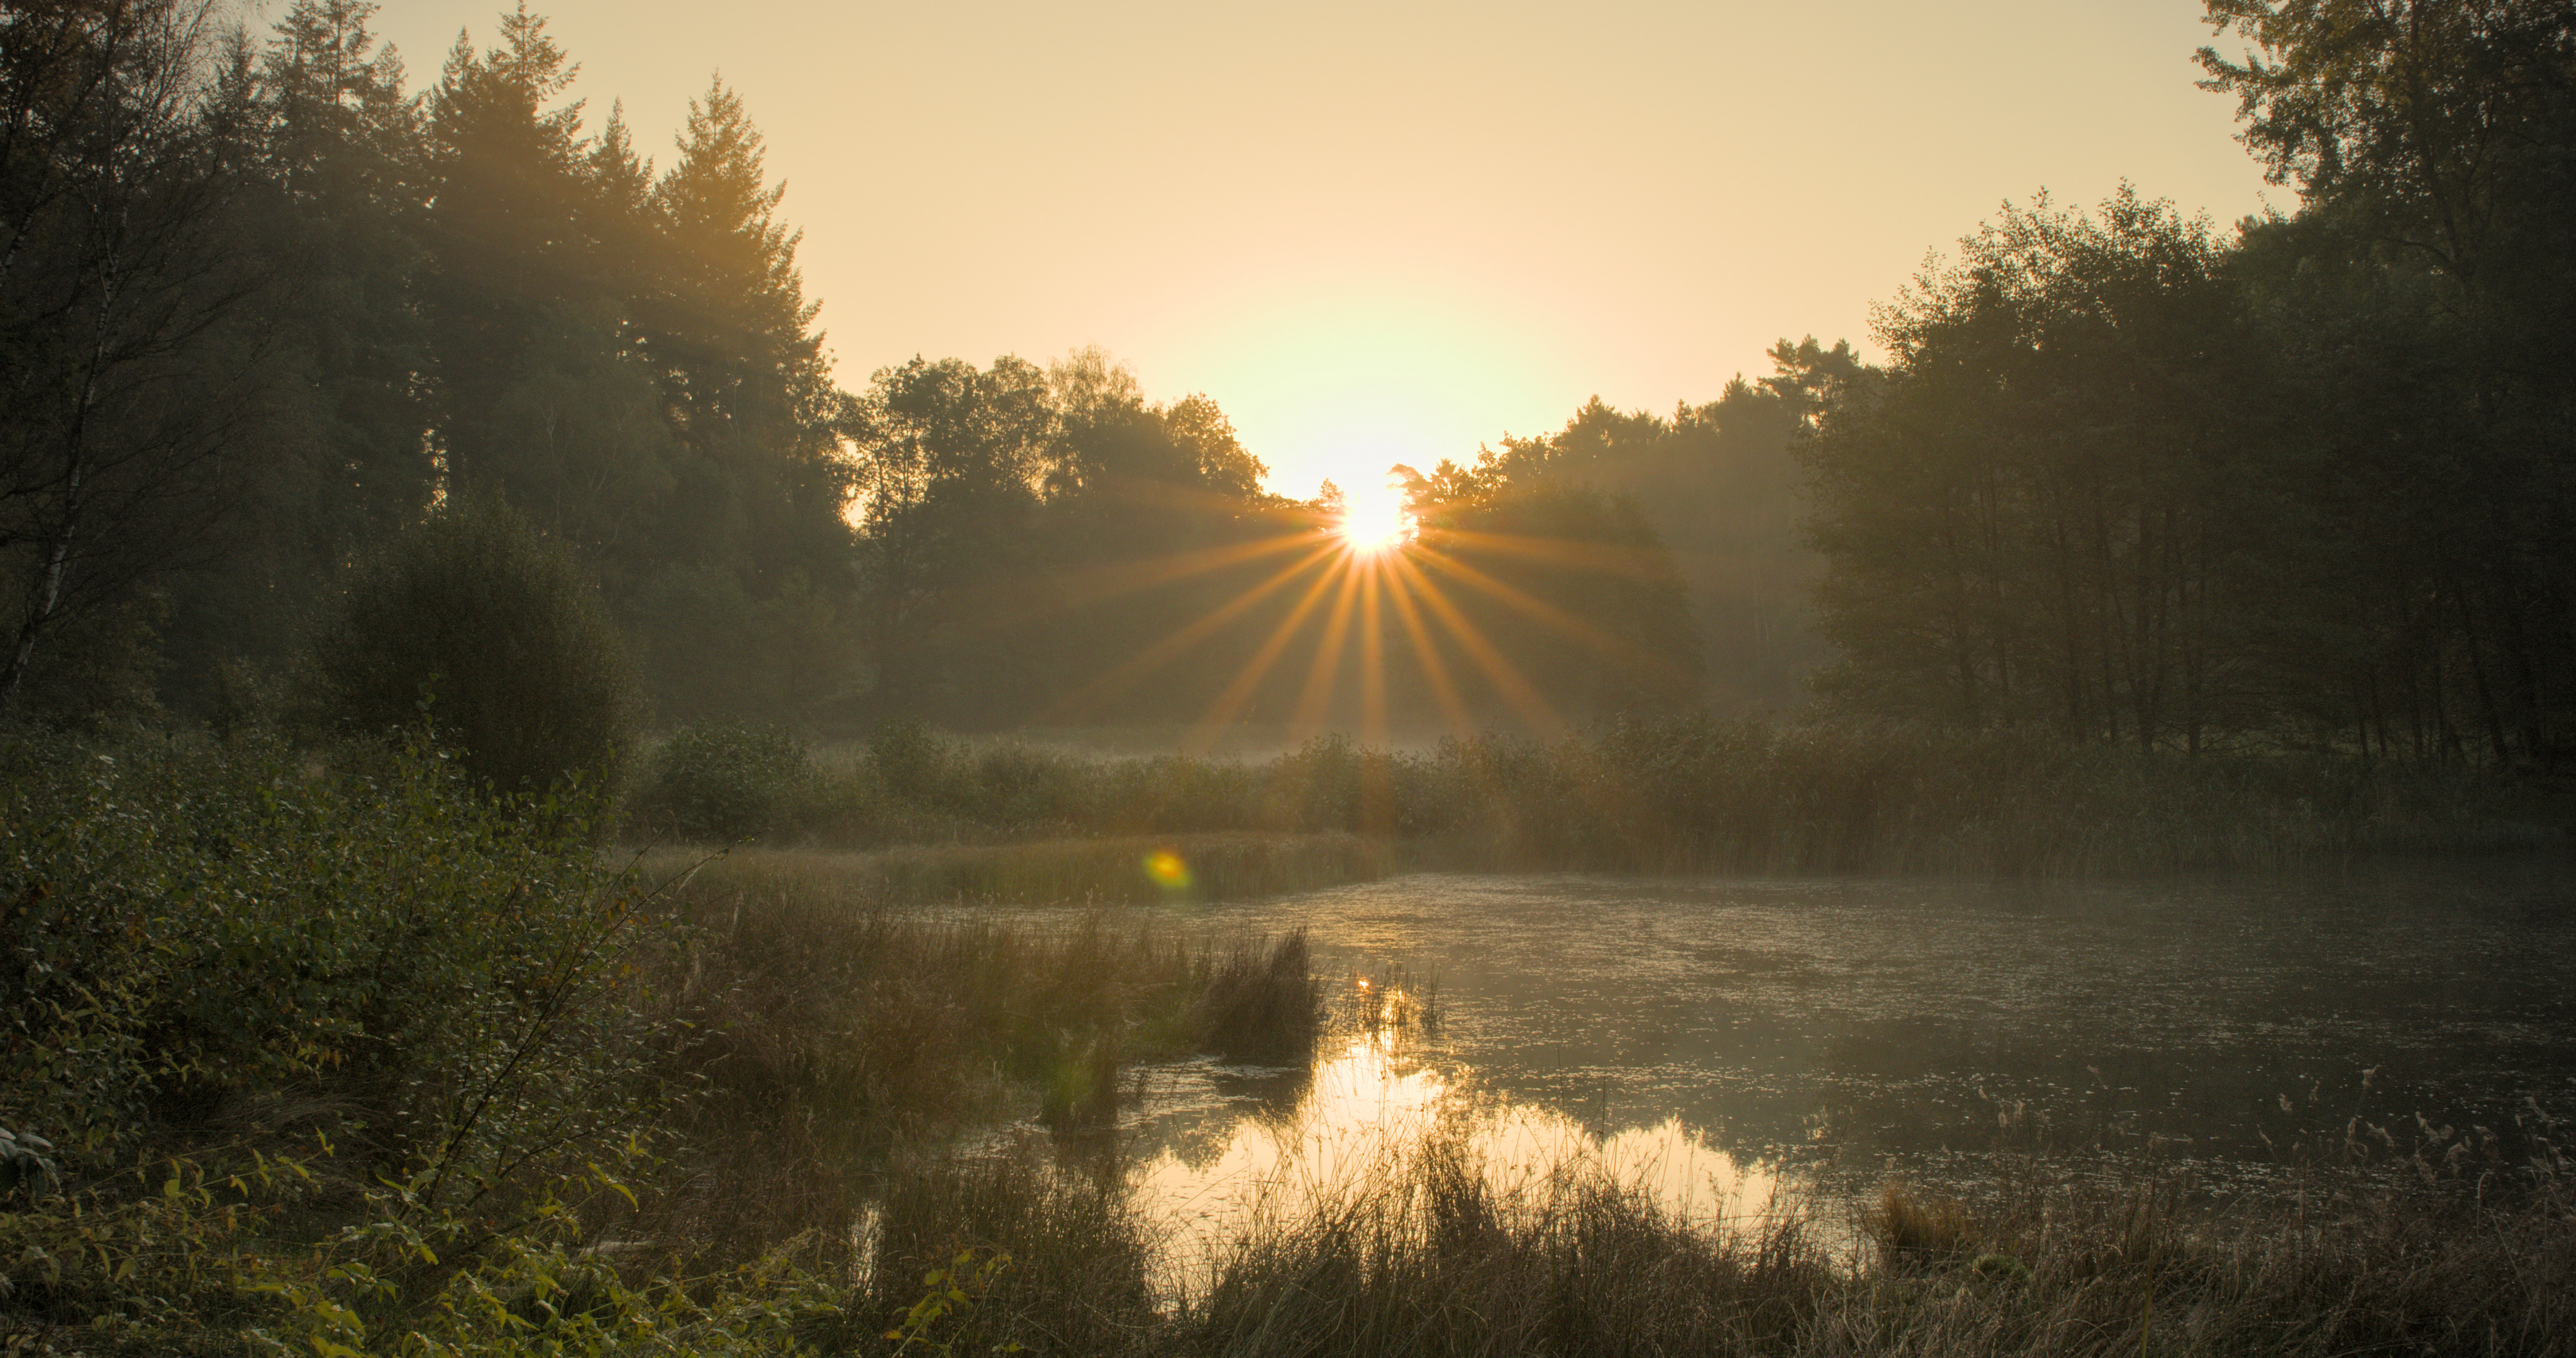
634;718;2561;878
611;853;1330;1274
1804;1168;2576;1358
1177;1122;1825;1358
789;1123;2576;1358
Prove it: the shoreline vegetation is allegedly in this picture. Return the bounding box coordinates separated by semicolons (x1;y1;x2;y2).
3;729;2570;1355
633;717;2567;881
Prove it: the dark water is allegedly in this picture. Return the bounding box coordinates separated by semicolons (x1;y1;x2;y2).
1080;858;2576;1271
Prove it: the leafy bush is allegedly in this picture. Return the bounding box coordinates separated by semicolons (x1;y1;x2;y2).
868;714;948;805
306;496;640;795
638;720;813;839
0;732;651;1174
0;731;718;1349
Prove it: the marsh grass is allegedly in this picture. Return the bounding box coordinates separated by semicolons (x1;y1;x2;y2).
841;1145;1162;1356
1868;1180;1976;1265
1178;1122;1826;1357
807;1112;2575;1358
1342;960;1443;1039
619;856;1330;1273
1803;1165;2576;1358
635;717;2560;877
1192;930;1325;1064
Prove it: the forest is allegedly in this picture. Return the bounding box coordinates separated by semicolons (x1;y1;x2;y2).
5;1;2575;1355
0;0;1779;740
9;3;2573;762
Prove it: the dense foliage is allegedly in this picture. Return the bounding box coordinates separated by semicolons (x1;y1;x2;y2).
0;3;1740;738
0;0;863;730
306;497;640;793
0;731;1346;1352
0;732;746;1349
1789;3;2576;763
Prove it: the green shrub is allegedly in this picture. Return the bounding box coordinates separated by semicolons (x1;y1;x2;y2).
640;720;813;839
306;496;640;795
869;714;950;805
0;732;752;1350
0;732;652;1173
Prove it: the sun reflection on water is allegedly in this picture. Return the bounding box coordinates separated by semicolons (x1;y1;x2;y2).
1126;1023;1796;1294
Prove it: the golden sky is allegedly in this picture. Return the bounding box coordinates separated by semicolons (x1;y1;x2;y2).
365;0;2277;500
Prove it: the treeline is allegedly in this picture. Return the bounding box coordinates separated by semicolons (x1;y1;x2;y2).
1399;384;1824;713
3;0;855;724
4;0;1778;739
19;0;2569;763
1786;2;2576;765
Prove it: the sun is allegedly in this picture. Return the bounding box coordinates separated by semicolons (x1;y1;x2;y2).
1336;485;1415;555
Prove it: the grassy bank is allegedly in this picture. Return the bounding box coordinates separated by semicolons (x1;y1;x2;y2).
0;732;1324;1354
4;730;2571;1355
634;715;2562;876
631;847;1326;1272
830;1107;2575;1358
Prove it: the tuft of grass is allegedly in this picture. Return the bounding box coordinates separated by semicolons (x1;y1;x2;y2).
1191;930;1325;1066
1867;1180;1975;1267
1036;1029;1123;1132
1180;1122;1824;1357
843;1144;1162;1357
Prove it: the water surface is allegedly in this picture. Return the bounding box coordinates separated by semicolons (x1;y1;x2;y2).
1094;859;2576;1271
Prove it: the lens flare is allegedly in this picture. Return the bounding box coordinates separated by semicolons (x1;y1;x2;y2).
1143;847;1193;891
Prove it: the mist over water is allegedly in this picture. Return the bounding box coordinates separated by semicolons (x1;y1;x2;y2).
1072;858;2576;1268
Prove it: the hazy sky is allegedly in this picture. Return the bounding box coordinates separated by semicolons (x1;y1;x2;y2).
353;0;2280;499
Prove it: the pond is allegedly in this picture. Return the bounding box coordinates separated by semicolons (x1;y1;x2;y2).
1091;857;2576;1278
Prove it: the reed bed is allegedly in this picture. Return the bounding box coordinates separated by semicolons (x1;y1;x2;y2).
632;716;2560;877
619;859;1329;1273
829;1110;2576;1358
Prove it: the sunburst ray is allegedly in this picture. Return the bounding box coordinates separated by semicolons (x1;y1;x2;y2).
1409;543;1692;683
1031;539;1339;724
1428;527;1679;581
1289;560;1365;736
1376;555;1476;735
1388;552;1565;735
1358;557;1389;747
1189;551;1348;745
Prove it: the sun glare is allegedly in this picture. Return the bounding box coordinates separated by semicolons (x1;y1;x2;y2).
1337;487;1414;555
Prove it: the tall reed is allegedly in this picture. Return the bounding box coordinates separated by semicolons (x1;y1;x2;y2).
623;858;1330;1272
631;717;2556;876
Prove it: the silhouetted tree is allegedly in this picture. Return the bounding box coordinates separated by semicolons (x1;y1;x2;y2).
2201;0;2576;763
154;0;434;714
0;0;273;714
1794;189;2290;748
